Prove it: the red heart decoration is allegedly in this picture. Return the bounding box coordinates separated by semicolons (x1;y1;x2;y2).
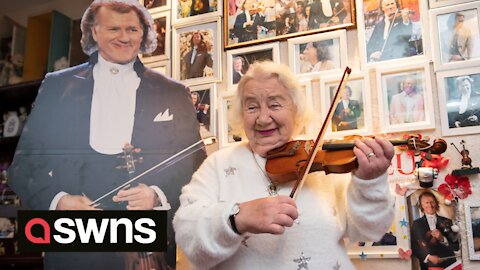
398;248;412;260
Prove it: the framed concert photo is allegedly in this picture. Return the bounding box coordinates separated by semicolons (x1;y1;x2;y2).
146;60;170;77
429;1;480;71
218;90;243;148
226;42;280;89
436;67;480;137
224;0;356;49
189;83;217;139
356;0;429;69
287;30;347;78
465;202;480;260
376;62;435;133
172;17;222;86
141;0;170;13
140;10;170;63
172;0;222;25
407;189;461;269
429;0;473;9
319;71;373;138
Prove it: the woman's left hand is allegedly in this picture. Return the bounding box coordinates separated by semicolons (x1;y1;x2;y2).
352;137;394;180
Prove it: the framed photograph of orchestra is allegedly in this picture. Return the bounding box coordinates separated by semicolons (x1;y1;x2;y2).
464;202;480;260
429;1;480;71
172;18;222;86
141;0;170;13
226;42;280;89
436;67;480;137
140;10;170;63
376;62;435;133
356;0;429;69
189;83;217;139
318;71;373;138
172;0;222;25
224;0;356;49
287;30;347;78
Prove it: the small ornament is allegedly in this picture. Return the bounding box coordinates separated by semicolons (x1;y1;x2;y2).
293;252;311;270
267;183;278;196
110;67;119;74
438;174;472;200
451;224;460;233
398;248;412;260
224;167;236;177
450;140;480;176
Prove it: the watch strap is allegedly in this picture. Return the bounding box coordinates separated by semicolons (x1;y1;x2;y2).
229;214;240;235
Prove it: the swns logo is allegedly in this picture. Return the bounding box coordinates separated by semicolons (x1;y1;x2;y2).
18;211;166;252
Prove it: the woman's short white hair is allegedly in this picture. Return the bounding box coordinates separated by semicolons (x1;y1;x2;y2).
80;0;157;55
229;61;313;138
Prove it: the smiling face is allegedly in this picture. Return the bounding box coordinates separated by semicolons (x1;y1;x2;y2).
91;6;144;64
402;77;416;96
382;0;397;20
420;194;438;215
303;43;318;63
242;77;297;157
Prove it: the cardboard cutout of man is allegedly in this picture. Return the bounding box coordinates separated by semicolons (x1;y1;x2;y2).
8;0;206;269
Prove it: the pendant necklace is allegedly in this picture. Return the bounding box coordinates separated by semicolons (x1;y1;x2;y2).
252;151;279;196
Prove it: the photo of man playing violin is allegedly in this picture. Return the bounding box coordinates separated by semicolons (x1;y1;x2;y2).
363;0;423;63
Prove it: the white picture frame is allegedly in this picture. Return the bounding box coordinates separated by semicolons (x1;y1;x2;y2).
356;0;430;69
218;90;243;148
145;60;170;77
172;0;222;26
294;78;314;140
465;202;480;260
172;17;222;86
287;30;348;78
429;1;480;71
189;83;217;139
376;62;435;133
429;0;474;9
140;10;171;63
226;42;280;90
436;67;480;136
319;71;373;139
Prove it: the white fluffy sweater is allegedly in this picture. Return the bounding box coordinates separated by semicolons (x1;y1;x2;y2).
173;143;395;269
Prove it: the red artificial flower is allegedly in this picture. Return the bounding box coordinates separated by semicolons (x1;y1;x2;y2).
438;174;472;200
420;153;449;170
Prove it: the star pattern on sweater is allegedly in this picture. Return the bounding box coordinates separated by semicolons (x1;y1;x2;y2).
359;251;367;260
241;236;250;247
332;261;341;270
293;252;310;269
224;166;237;177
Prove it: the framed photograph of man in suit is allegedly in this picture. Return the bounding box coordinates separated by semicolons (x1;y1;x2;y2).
172;18;222;86
287;30;347;78
145;60;170;77
407;189;461;270
172;0;222;25
465;202;480;260
356;0;429;69
141;0;170;13
376;62;435;133
429;2;480;71
225;0;356;49
226;42;280;89
436;67;480;137
140;11;170;63
189;83;217;139
319;71;372;138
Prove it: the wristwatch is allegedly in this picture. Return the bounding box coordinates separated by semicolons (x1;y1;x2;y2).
229;203;241;235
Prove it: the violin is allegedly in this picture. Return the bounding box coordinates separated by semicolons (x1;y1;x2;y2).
265;135;448;184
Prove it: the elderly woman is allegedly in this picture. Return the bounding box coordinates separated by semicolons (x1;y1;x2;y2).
173;61;395;269
449;75;479;128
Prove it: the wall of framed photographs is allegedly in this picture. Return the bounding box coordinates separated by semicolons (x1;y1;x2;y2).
147;1;480;270
3;0;480;269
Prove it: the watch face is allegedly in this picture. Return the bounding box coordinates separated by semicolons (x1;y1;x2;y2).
231;203;240;215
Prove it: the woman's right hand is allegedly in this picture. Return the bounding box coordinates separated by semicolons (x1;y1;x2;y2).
235;195;298;235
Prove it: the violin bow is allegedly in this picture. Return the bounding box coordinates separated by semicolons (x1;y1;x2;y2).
290;67;351;200
89;139;205;206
